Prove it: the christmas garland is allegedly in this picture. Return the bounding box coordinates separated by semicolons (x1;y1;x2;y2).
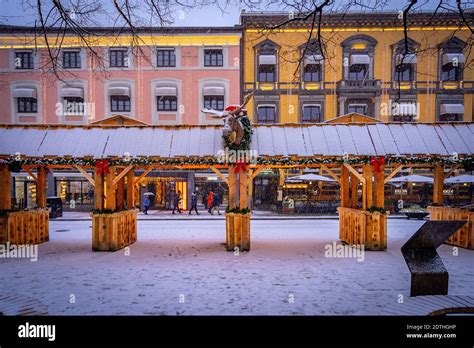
1;155;473;168
222;116;253;152
225;207;251;215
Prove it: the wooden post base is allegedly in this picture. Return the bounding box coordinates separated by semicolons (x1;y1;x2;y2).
92;210;137;251
338;207;388;251
0;210;49;245
225;213;250;252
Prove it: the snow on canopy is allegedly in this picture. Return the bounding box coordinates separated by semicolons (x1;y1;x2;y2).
0;123;473;159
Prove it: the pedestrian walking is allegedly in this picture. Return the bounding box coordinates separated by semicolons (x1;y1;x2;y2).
189;191;199;215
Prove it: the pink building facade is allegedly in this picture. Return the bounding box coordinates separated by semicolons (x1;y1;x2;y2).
0;27;242;125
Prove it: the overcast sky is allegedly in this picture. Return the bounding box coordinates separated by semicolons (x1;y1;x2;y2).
0;0;468;27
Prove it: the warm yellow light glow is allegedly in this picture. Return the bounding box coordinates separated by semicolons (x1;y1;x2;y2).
398;83;412;90
259;83;275;91
351;43;366;50
442;82;459;90
246;26;467;33
0;35;241;49
305;83;320;90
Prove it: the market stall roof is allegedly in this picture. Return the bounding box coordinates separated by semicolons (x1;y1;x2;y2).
387;174;434;183
286;173;335;182
445;174;474;184
0;123;473;159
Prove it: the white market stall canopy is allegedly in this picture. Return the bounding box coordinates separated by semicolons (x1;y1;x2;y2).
286;173;335;182
387;174;434;184
445;174;474;184
0;123;473;159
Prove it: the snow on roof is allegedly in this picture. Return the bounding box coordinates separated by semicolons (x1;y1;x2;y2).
0;123;472;159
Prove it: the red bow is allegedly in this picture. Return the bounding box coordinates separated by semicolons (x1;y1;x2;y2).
234;161;247;174
370;156;385;173
95;160;110;175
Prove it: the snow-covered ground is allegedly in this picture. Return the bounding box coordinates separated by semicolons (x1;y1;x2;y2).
0;219;472;315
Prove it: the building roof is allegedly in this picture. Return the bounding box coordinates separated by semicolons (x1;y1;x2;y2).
0;123;472;160
240;11;472;28
90;115;150;126
324;113;381;124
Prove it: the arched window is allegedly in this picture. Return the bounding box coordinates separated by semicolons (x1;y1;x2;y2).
439;37;466;82
11;81;40;123
301;41;324;83
341;35;377;81
254;40;279;83
392;38;418;82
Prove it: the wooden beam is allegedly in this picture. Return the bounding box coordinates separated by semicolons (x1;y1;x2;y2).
105;166;116;210
36;166;47;209
249;166;266;181
350;172;358;209
0;166;11;210
113;164;134;186
362;164;373;210
343;163;365;184
384;165;403;184
134;165;154;185
433;164;445;205
373;164;385;209
228;166;236;209
444;165;460;179
117;174;125;210
74;165;95;187
239;170;248;209
94;168;104;210
320;164;340;184
22;166;37;182
340;165;350;207
126;169;135;209
210;166;229;185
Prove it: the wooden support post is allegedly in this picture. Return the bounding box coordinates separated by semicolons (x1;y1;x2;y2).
0;165;11;210
350;173;358;209
278;169;285;186
105;166;116;210
373;164;385;209
340;165;350;208
94;168;104;210
210;166;229;185
228;166;236;209
362;164;373;210
433;165;445;206
37;166;47;209
126;169;135;209
117;174;125;210
247;170;254;209
239;169;248;209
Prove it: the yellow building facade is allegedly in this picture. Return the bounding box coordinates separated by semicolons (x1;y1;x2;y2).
241;12;473;124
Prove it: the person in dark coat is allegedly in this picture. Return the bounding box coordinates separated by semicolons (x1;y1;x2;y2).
211;191;221;215
143;196;150;215
189;191;199;215
172;191;182;214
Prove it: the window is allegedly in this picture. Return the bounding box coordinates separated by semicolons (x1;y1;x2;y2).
349;64;367;81
304;64;321;82
63;51;81;69
257;105;276;123
441;63;460;81
63;97;85;115
395;63;414;82
157;48;176;67
302;105;322;123
17;97;37;113
439;103;464;122
157;96;177;111
348;104;367;115
258;64;275;82
204;49;223;67
110;96;131;112
15;51;34;69
110;49;128;67
204;95;224;111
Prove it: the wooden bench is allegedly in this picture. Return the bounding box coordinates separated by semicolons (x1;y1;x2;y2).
0;293;48;316
382;295;474;316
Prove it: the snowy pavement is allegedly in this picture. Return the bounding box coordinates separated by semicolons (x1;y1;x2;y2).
0;219;472;315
